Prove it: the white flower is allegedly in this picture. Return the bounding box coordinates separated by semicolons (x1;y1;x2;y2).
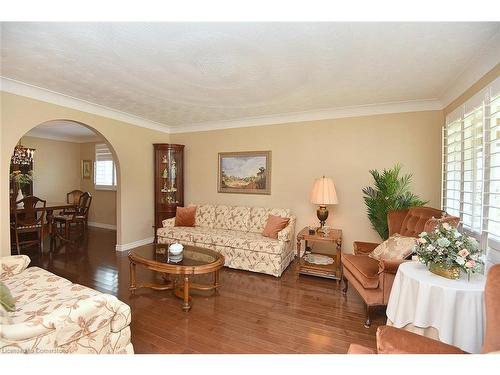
426;245;435;251
418;237;427;244
419;232;428;238
455;256;466;265
437;237;451;247
453;230;461;238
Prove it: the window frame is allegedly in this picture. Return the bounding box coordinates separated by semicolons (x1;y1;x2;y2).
94;143;117;191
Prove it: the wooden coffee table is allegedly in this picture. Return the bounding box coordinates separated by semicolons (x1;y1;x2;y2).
128;244;224;311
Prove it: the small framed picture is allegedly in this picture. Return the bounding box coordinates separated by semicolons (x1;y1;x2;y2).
81;160;92;179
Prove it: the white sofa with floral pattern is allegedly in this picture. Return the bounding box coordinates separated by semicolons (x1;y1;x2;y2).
156;204;296;277
0;255;133;354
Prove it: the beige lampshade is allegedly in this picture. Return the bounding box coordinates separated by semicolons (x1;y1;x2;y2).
310;176;338;205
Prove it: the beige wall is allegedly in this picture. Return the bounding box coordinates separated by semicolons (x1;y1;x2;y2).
1;92;170;256
171;110;444;252
80;142;117;226
19;136;81;203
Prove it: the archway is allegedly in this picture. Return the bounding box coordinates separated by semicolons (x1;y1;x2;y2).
7;119;122;253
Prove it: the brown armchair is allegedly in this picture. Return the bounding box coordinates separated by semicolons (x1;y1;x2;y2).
341;207;459;328
348;264;500;354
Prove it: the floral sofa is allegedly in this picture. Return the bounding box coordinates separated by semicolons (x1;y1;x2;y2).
0;255;133;354
157;204;296;277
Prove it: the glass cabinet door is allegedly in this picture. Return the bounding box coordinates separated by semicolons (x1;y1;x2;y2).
158;147;182;205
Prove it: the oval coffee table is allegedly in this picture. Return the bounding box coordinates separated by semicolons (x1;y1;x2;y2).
128;244;224;311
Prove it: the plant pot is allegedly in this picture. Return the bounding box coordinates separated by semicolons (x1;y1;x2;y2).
429;262;461;280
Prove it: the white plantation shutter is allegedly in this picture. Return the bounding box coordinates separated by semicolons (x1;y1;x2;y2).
95;143;117;189
443;77;500;266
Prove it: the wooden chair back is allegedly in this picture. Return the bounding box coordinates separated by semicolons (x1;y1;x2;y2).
77;192;92;219
13;196;46;227
66;189;84;205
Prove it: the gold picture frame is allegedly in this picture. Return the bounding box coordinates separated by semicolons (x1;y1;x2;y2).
218;151;271;195
81;160;92;179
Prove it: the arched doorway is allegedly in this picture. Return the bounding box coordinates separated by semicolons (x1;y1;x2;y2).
8;119;121;255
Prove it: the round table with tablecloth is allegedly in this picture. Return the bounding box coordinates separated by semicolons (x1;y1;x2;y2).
386;261;486;353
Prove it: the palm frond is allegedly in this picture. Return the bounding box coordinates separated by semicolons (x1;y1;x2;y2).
362;164;428;240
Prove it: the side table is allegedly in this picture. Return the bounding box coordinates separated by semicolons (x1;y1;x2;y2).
296;227;342;281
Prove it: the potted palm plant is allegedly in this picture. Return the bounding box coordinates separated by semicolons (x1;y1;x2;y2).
362;164;427;240
10;170;33;207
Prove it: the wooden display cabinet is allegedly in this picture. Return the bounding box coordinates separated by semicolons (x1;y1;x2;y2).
153;144;184;242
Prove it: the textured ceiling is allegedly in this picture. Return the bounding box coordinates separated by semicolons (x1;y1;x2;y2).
1;22;499;129
25;120;102;143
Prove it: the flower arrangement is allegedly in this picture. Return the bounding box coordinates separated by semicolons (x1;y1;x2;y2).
414;222;483;280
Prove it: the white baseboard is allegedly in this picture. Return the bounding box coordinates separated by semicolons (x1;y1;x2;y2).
115;237;154;252
88;222;117;230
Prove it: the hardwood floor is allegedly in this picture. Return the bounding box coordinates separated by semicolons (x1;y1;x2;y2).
24;227;385;353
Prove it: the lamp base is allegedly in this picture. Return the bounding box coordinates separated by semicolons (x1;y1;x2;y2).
316;205;329;233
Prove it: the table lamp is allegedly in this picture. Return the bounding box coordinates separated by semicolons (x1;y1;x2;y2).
310;176;338;234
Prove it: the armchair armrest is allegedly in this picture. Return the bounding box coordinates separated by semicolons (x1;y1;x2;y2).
278;217;296;242
378;259;408;275
353;241;379;255
376;326;467;354
162;217;176;228
0;255;31;279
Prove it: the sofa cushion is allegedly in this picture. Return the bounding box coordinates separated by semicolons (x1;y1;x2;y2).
214;205;250;231
262;215;290;239
175;206;196;227
369;234;416;261
158;226;286;255
342;254;380;289
249;207;291;233
193;204;216;228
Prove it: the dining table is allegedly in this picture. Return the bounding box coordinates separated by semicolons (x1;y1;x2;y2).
11;201;76;237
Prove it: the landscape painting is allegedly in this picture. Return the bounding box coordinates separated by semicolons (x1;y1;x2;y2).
218;151;271;194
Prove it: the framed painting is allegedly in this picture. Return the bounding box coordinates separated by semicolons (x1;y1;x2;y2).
218;151;271;194
81;160;92;179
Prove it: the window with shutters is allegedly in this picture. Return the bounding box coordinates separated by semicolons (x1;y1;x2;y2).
442;77;500;265
94;143;117;190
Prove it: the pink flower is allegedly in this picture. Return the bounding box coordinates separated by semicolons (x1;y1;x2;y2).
465;260;476;268
418;238;427;244
458;249;470;257
442;223;451;231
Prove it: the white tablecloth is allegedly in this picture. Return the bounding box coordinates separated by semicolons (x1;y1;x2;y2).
386;262;486;353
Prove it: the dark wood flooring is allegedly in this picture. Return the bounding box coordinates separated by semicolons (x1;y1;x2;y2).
23;227;385;353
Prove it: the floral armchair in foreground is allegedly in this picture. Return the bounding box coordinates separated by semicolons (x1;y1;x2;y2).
0;255;133;354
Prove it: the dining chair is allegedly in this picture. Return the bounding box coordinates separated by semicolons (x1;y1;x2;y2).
54;192;92;242
62;189;84;215
10;196;46;255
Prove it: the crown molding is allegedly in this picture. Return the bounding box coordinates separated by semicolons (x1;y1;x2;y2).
0;77;170;134
23;128;103;144
168;99;443;134
440;30;500;108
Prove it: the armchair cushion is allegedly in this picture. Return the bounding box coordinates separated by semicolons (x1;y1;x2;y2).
376;326;466;354
368;234;416;261
378;259;407;274
347;344;376;354
342;254;380;289
399;207;443;237
353;241;379;255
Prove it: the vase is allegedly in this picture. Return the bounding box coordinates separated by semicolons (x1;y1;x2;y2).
429;262;461;280
16;189;24;208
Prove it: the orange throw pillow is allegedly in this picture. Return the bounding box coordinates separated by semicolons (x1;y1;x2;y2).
175;206;196;227
262;215;289;239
